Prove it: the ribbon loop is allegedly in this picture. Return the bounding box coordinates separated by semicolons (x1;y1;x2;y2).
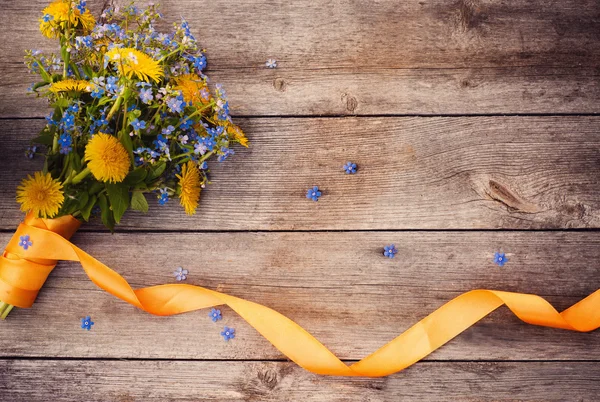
0;214;80;307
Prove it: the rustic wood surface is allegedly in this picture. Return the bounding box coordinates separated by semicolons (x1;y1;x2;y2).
2;361;600;402
2;117;600;230
1;0;599;400
1;0;600;117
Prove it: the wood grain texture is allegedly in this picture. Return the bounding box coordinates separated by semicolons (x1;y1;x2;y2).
0;231;597;360
2;117;599;230
1;360;599;401
1;0;599;116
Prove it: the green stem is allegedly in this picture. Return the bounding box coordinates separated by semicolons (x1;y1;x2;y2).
0;304;14;320
52;134;59;153
159;46;183;62
174;101;215;130
71;167;91;185
32;56;52;83
106;86;128;122
199;150;214;163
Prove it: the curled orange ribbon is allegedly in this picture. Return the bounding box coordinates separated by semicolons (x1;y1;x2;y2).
2;215;599;377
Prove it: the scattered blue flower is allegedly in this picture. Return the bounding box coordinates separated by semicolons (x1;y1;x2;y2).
60;145;72;154
167;94;185;114
162;125;175;135
209;308;222;322
92;76;105;87
217;147;234;162
91;86;105;98
42;13;53;22
58;133;72;147
139;87;153;104
25;145;37;159
192;54;207;71
200;88;209;100
306;186;321;202
217;101;230;121
58;133;73;154
383;244;397;259
45;113;57;126
76;0;87;13
96;114;109;127
67;103;81;114
130;118;147;130
178;134;189;145
266;59;277;68
80;315;94;331
199;161;208;170
343;162;357;174
61;113;75;131
158;188;169;205
206;126;224;137
194;142;207;155
174;266;188;281
494;252;508;267
105;76;119;92
18;235;32;250
221;326;235;341
203;137;216;152
180;117;193;130
75;35;93;48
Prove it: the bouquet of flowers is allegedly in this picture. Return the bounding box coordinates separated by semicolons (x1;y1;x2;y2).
0;0;247;319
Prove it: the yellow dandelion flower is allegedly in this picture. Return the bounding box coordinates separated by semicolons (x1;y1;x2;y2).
49;79;92;93
39;0;95;39
106;48;164;83
17;172;64;218
174;74;211;105
226;122;249;147
176;161;201;215
84;133;130;183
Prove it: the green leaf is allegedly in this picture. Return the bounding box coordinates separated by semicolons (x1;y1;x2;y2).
123;167;147;185
97;97;113;106
97;193;114;231
105;183;130;224
118;129;134;163
82;65;94;79
60;196;80;216
71;152;82;172
33;133;54;146
147;162;166;181
81;194;97;221
130;191;149;213
52;98;69;109
32;81;49;91
77;192;89;211
39;69;51;83
89;181;104;194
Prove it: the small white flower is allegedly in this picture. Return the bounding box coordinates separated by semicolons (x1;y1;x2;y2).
128;52;138;64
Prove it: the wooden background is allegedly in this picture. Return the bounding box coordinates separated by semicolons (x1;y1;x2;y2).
1;0;599;400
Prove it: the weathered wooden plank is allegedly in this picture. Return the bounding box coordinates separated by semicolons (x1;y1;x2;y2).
1;117;599;230
1;0;599;116
0;231;598;360
1;360;599;401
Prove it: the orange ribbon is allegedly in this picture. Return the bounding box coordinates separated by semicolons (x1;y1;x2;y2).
2;214;599;377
